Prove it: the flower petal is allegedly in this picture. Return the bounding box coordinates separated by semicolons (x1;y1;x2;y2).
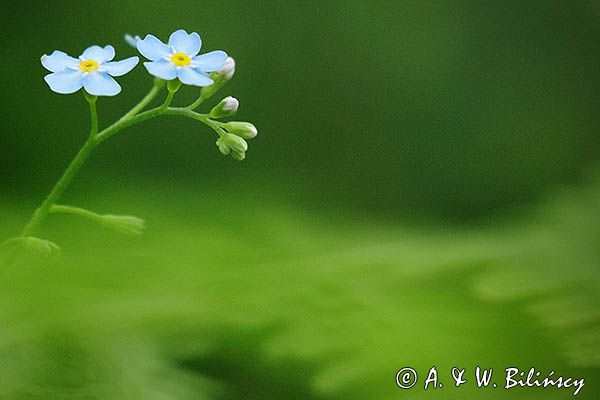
41;50;79;72
143;60;178;80
168;29;202;57
137;34;172;61
81;45;115;63
191;51;228;73
82;72;121;96
102;57;139;77
124;34;141;48
177;67;214;87
44;70;83;94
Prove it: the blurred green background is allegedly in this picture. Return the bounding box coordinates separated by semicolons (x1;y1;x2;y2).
1;1;599;399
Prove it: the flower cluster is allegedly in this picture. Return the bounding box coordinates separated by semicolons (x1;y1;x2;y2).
1;29;261;258
42;29;227;94
40;29;258;161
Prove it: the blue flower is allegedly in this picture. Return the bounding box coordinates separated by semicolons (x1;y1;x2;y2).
137;29;228;87
41;45;139;96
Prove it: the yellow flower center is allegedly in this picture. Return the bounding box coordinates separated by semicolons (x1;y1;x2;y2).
172;52;191;67
79;59;99;72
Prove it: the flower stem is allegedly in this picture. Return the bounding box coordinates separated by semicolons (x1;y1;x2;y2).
20;95;99;236
95;106;165;143
122;79;164;119
20;133;98;237
49;204;103;222
19;85;161;237
186;75;229;110
17;86;219;239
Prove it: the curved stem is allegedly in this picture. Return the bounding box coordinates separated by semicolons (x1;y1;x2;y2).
161;91;175;110
17;87;218;238
96;106;165;143
187;91;210;111
164;108;223;135
20;135;98;237
20;96;100;237
19;85;164;237
49;205;102;222
122;80;164;119
186;76;228;110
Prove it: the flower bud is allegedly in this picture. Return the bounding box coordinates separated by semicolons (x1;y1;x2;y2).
217;57;236;80
209;96;239;118
221;133;248;153
223;121;258;139
216;138;231;155
215;135;247;161
100;215;146;235
231;150;246;161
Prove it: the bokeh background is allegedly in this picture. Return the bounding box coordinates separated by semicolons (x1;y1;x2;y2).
1;1;599;399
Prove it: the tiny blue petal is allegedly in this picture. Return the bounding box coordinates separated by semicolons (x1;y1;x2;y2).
41;51;79;72
124;34;141;48
103;57;139;77
137;35;172;61
177;67;214;87
169;29;202;57
143;60;178;80
81;45;115;63
191;51;228;73
83;72;121;96
44;70;83;94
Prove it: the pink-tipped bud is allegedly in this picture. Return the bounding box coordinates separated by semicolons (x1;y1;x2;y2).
218;57;236;80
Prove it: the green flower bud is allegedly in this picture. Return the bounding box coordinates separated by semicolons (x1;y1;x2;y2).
167;79;182;93
216;138;231;155
215;134;248;161
223;121;258;139
222;133;248;153
231;150;246;161
209;96;239;118
100;215;146;235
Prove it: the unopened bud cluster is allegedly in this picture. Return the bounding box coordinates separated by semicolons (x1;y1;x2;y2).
207;95;257;161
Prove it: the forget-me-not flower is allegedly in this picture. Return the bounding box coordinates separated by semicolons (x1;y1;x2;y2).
137;29;228;87
42;45;139;96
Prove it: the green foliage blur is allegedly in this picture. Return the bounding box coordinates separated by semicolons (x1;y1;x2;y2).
1;1;599;399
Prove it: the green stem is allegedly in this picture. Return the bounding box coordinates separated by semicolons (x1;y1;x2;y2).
161;91;175;110
18;87;218;237
87;95;98;137
20;133;98;237
122;80;164;119
19;85;165;237
187;91;210;111
49;205;102;222
95;106;165;143
186;75;228;110
165;108;224;136
20;96;99;237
